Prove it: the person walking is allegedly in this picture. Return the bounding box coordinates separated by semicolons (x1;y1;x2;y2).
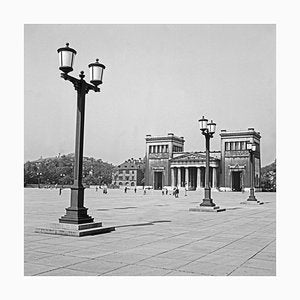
134;186;137;193
103;184;108;194
124;186;127;193
176;186;179;198
184;182;188;197
59;187;62;196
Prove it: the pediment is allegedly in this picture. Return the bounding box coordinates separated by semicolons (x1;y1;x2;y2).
172;152;207;161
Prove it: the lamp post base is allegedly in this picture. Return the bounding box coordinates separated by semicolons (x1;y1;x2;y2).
240;200;264;205
246;195;258;201
241;188;263;204
189;206;226;213
35;222;115;237
59;207;94;224
59;185;94;224
200;188;216;207
200;198;216;207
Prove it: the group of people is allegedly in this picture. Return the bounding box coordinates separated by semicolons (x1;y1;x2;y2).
95;185;108;194
57;184;190;197
124;186;138;193
160;185;188;198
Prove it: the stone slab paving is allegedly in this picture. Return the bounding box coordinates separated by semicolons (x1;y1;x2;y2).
24;188;276;276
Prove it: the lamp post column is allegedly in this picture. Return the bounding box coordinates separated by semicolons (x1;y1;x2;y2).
247;149;257;201
200;134;215;206
59;75;94;224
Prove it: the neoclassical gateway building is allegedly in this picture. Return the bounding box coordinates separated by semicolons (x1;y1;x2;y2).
144;128;261;191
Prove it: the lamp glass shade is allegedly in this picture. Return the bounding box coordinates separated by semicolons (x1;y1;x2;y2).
207;121;216;134
252;144;256;151
88;59;105;86
198;116;208;130
57;43;77;74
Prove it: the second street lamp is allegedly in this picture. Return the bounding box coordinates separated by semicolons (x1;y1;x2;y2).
199;116;216;207
241;141;263;205
37;172;42;188
190;116;225;213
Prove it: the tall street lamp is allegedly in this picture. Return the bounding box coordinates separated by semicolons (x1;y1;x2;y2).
56;43;110;226
35;43;115;236
190;116;225;212
199;116;216;207
244;141;264;204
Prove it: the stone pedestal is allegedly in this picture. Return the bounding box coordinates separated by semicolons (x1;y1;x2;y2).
189;206;226;213
35;222;115;237
240;200;264;205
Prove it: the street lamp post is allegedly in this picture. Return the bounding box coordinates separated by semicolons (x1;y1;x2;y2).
189;116;225;213
198;116;216;207
57;43;105;225
60;173;65;186
35;43;115;236
37;172;42;188
246;142;258;202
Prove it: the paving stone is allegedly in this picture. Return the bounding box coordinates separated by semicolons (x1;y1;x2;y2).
24;251;55;262
39;268;99;276
165;270;200;276
67;258;126;274
253;251;276;261
31;254;89;268
66;247;115;258
32;244;79;255
229;266;275;276
155;249;206;262
178;261;237;276
104;264;171;276
99;252;149;264
24;263;59;276
135;256;188;270
195;253;250;266
242;258;276;271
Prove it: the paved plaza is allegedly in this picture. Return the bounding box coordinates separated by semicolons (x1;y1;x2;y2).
24;188;276;276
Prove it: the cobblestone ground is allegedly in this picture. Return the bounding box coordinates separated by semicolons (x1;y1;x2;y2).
24;188;276;276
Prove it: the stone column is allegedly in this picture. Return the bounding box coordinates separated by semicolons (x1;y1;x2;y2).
196;167;201;190
171;168;175;187
185;167;189;190
177;167;181;187
212;167;217;188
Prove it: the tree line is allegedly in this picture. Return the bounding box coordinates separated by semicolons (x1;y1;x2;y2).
24;153;115;187
260;160;276;192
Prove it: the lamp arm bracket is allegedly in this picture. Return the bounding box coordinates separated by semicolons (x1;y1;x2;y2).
60;73;100;93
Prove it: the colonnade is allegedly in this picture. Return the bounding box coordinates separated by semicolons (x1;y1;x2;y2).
171;166;218;189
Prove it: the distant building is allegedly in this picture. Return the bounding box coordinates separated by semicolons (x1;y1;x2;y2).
145;133;185;189
144;128;261;191
219;128;261;191
112;158;145;187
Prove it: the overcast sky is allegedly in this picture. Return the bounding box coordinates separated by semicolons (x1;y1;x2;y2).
24;24;275;166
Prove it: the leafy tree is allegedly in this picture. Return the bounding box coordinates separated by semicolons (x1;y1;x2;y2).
261;160;276;192
24;154;115;187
